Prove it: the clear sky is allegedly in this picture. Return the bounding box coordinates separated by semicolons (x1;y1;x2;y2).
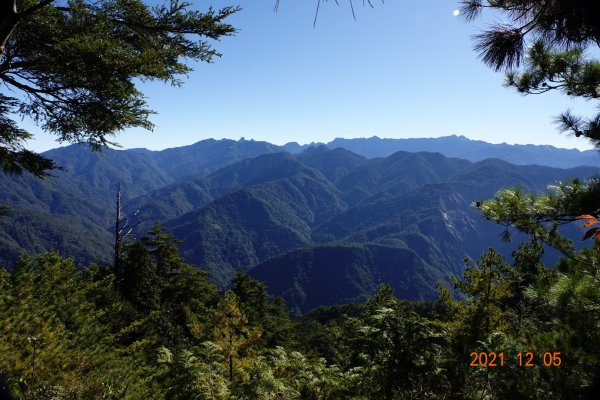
25;0;599;152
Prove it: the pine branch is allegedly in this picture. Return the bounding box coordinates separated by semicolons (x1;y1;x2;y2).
17;0;56;20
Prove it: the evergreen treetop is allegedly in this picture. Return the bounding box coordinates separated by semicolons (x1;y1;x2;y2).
0;0;239;177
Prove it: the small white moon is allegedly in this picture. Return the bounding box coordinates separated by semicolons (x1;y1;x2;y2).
453;9;460;17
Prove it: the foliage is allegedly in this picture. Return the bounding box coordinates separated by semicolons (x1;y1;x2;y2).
230;271;297;348
0;0;239;176
157;342;230;400
2;1;598;398
0;142;598;399
119;222;219;347
1;234;599;399
346;285;449;399
447;249;513;343
476;179;600;256
460;0;600;146
462;3;600;397
0;253;148;399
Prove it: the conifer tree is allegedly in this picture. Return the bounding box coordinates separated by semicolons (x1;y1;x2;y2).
346;285;448;399
231;271;296;348
451;249;513;340
212;291;260;381
461;0;600;144
119;223;218;346
0;0;239;177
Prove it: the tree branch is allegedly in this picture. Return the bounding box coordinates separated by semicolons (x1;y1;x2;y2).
17;0;56;20
0;72;68;98
1;71;43;93
1;72;77;120
0;1;18;60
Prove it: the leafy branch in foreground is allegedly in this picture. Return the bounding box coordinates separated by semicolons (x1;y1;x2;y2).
476;178;600;258
460;0;600;147
459;0;600;71
0;0;239;177
505;40;600;144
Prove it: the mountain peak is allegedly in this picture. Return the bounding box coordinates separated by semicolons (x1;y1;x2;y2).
300;144;329;156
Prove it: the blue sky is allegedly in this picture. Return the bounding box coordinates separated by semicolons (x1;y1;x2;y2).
26;0;599;152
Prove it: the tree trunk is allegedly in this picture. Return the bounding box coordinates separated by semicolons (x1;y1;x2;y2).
229;329;233;381
114;182;122;285
1;0;58;63
0;0;18;62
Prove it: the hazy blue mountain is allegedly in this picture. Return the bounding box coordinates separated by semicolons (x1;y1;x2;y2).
148;138;283;180
0;139;284;266
282;141;324;153
3;137;599;313
167;171;346;286
143;147;598;298
317;135;600;168
126;152;334;227
249;243;441;315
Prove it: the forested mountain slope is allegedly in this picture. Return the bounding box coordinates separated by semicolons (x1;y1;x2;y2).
2;139;597;311
143;148;596;300
0;139;282;266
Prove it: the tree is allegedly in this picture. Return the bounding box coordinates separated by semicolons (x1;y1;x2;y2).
120;240;161;312
0;0;239;177
212;291;260;381
459;0;600;145
459;1;600;254
120;223;219;346
112;182;141;287
230;271;296;348
342;285;448;399
449;250;513;342
476;180;600;253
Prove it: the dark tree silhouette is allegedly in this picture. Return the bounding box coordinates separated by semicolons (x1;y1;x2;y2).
0;0;239;177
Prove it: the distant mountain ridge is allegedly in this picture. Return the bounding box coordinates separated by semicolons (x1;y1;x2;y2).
115;147;596;312
0;138;282;267
2;136;599;312
283;135;600;169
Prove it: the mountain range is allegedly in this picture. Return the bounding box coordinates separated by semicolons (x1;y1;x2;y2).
1;136;598;313
285;135;600;169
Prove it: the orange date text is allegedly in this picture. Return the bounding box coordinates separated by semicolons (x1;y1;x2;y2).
469;351;562;367
469;352;505;367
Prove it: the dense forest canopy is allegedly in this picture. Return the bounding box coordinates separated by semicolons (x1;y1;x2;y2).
0;224;598;399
